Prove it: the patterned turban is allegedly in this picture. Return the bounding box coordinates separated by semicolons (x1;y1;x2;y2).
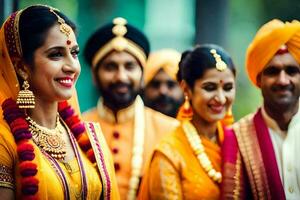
246;19;300;86
144;49;181;85
84;17;150;69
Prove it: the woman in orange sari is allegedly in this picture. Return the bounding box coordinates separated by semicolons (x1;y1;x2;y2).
0;5;119;199
138;44;236;199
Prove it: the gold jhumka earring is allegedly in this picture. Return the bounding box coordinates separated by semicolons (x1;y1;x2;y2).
17;80;35;109
176;95;193;121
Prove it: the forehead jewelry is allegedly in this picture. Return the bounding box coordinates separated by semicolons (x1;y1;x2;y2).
49;7;72;45
210;49;227;71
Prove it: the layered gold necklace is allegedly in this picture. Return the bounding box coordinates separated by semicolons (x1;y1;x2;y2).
26;114;66;159
182;120;222;183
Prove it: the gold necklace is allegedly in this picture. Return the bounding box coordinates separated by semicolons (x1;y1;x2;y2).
182;120;222;183
26;114;66;159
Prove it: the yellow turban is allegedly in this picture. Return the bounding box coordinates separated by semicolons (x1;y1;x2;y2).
144;49;181;85
246;19;300;86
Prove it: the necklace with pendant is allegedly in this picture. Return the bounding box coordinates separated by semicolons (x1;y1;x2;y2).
26;114;66;159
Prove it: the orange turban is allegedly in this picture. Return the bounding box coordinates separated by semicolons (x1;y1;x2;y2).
246;19;300;86
144;49;181;85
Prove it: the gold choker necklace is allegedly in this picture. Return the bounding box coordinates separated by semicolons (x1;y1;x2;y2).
26;114;66;159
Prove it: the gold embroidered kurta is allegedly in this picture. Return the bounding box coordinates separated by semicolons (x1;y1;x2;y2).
82;97;179;199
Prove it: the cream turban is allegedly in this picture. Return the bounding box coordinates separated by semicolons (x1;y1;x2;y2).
246;19;300;86
144;49;181;85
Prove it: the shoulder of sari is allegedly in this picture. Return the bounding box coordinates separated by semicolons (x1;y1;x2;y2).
154;126;187;171
0;121;17;190
84;122;120;200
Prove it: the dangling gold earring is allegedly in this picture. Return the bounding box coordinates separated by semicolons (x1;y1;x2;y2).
176;95;193;121
17;80;35;109
220;107;234;126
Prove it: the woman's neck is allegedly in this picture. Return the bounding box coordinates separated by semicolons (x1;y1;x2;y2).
27;98;58;129
191;114;218;140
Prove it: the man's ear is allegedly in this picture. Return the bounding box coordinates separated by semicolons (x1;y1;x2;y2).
256;73;262;88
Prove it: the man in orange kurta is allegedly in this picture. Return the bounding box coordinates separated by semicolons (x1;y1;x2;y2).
82;17;179;199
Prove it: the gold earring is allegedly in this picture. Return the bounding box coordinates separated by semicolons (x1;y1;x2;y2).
176;95;193;121
220;107;234;126
16;80;35;109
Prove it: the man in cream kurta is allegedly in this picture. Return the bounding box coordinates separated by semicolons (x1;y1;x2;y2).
261;106;300;197
222;19;300;199
82;17;178;200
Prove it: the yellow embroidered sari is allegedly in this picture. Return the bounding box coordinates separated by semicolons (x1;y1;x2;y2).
139;126;221;200
0;7;119;200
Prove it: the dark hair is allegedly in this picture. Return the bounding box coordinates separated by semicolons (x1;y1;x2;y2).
19;5;76;66
177;44;236;88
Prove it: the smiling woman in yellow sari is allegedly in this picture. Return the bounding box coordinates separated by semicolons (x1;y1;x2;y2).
138;44;236;199
0;5;119;199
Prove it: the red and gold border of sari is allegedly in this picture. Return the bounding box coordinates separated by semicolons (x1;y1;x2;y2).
86;122;112;200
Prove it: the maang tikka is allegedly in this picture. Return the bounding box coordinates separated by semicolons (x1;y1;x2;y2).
49;7;72;45
210;49;227;71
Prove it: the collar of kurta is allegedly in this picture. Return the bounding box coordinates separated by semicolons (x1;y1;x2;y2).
261;101;300;137
261;106;286;137
97;96;139;124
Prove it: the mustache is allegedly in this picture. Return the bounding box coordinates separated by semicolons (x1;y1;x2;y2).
272;84;293;92
108;82;133;90
152;95;176;105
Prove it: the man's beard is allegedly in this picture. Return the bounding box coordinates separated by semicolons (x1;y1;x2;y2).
144;94;183;118
100;82;140;111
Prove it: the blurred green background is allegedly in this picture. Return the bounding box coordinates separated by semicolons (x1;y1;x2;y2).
2;0;300;119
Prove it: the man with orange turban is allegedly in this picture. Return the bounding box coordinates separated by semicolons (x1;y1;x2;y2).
221;19;300;199
143;49;184;117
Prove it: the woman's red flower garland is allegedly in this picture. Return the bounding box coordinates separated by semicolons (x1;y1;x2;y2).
1;99;95;199
2;98;38;200
58;101;96;163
